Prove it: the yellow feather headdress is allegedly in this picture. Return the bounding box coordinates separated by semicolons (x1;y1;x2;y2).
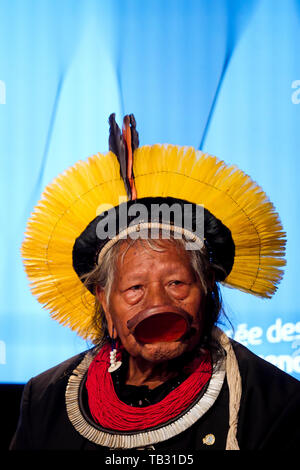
21;116;286;341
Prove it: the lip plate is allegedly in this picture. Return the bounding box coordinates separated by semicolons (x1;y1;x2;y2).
127;305;193;344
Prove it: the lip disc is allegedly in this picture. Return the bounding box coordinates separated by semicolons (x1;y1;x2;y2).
133;312;189;344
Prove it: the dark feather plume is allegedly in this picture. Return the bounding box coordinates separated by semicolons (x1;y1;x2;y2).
108;113;130;197
129;114;139;152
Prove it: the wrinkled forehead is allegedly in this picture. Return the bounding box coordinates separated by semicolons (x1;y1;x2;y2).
115;236;194;271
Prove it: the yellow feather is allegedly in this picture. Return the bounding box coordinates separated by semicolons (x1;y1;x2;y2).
21;144;286;341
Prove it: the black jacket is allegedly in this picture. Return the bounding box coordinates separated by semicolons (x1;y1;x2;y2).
10;341;300;451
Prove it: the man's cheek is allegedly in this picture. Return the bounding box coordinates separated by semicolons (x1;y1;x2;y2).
113;315;131;339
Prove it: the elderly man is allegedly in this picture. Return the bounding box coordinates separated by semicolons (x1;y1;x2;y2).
11;115;300;451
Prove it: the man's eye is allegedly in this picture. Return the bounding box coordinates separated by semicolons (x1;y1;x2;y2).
129;284;142;291
170;280;183;286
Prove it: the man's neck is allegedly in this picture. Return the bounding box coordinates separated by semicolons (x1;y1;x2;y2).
126;355;178;389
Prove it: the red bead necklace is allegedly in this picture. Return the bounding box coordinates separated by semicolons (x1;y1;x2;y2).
86;343;212;431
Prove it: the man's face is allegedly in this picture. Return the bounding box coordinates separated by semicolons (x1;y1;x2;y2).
97;239;205;364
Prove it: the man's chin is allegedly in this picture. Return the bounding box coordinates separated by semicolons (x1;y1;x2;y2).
137;340;188;363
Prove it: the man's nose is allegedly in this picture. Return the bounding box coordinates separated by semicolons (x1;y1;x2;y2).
146;281;171;306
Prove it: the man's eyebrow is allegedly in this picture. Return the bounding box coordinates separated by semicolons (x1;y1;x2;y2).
120;263;191;279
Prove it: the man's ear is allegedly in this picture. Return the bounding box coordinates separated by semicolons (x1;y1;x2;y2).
95;286;116;338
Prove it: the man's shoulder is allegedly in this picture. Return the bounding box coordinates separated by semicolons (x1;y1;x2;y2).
28;348;95;393
231;339;300;393
229;339;300;449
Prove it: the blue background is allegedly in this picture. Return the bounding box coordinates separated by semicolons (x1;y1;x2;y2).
0;0;299;383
